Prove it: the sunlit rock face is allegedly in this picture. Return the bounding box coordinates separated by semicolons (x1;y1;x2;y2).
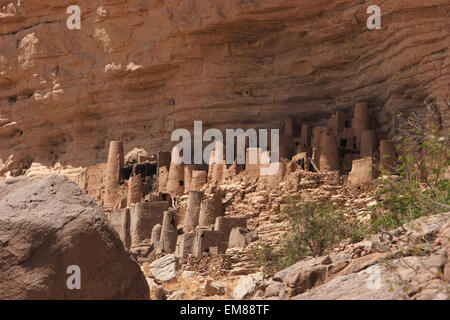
0;0;448;177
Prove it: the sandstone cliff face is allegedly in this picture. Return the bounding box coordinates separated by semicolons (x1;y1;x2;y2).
0;0;448;177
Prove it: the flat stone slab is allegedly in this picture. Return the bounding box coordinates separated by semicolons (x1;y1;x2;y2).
150;254;179;282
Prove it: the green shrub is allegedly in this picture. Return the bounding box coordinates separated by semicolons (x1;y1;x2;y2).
280;200;351;257
250;243;283;276
251;199;356;275
370;104;450;232
252;102;449;276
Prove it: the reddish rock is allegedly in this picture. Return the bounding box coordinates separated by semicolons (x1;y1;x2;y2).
0;175;149;300
0;0;448;180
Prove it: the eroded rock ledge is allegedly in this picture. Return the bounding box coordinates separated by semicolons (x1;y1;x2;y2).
0;0;449;176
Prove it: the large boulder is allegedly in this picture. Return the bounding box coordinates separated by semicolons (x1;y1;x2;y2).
233;272;263;300
0;175;149;299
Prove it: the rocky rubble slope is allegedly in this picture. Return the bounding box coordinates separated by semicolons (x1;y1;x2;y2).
0;175;149;299
136;161;449;300
0;0;449;177
141;210;450;300
268;212;450;300
0;166;447;300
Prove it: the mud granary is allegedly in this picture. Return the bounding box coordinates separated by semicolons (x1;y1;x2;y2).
79;102;411;258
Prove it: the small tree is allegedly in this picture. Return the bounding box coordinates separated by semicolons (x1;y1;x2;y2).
280;200;353;258
252;198;355;275
370;102;450;232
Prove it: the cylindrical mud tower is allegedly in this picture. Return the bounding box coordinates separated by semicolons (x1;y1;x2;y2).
184;191;203;232
360;130;378;158
151;224;162;248
311;126;328;148
190;170;207;191
311;147;321;170
198;190;223;227
105;140;124;208
207;150;216;182
211;161;225;185
208;141;225;184
160;211;178;253
199;199;215;227
184;164;194;193
319;134;339;171
352;103;370;149
300;124;312;148
166;161;185;196
127;173;142;207
279;136;293;160
284;118;294;137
